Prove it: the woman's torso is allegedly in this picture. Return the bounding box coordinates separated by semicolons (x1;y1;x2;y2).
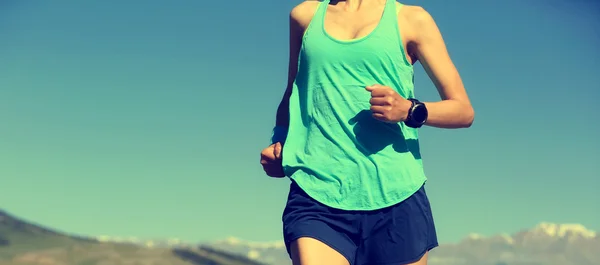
282;0;427;211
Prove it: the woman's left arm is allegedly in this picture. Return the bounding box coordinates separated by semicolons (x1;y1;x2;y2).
410;7;475;129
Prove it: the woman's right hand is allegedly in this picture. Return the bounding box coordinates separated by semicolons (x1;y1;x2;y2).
260;142;285;178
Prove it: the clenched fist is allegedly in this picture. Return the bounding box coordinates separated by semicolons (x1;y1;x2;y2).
366;84;412;123
260;142;285;178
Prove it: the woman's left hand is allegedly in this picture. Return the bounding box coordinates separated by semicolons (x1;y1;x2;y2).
366;84;412;123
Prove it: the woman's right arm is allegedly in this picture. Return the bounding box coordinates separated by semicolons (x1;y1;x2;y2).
274;3;312;128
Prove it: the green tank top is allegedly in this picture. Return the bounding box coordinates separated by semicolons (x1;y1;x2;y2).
282;0;426;211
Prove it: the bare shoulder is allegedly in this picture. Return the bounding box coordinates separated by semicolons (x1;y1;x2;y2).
395;3;439;42
400;5;434;23
290;0;321;29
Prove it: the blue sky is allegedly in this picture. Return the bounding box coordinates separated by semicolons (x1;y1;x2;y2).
1;0;598;244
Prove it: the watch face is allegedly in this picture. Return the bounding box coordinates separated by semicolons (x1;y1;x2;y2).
412;104;428;123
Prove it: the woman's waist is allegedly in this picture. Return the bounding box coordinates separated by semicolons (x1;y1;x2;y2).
284;126;422;165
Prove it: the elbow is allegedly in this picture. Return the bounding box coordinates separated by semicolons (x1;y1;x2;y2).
450;101;474;128
462;106;475;128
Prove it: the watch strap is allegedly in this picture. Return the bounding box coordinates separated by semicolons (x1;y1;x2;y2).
405;98;425;128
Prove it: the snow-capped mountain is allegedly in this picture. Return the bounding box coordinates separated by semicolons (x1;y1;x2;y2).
94;235;196;248
207;223;599;265
209;237;288;264
432;222;598;265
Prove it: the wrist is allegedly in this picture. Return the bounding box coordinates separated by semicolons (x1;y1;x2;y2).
401;98;413;122
404;98;428;128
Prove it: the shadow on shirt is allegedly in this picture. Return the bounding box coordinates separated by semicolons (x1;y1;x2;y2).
348;109;422;159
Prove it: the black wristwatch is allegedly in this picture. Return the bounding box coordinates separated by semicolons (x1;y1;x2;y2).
404;98;428;128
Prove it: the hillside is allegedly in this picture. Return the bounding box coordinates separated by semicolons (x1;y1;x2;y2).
3;208;598;265
0;210;264;265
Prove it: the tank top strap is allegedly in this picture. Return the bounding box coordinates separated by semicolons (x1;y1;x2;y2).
303;0;330;41
314;0;330;28
379;0;399;30
373;0;402;45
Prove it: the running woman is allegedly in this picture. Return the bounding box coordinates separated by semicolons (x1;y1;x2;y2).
260;0;474;264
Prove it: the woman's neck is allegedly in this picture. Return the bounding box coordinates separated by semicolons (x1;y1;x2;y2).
331;0;383;11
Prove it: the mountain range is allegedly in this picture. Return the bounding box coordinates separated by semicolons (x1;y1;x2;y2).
207;223;599;265
1;209;598;265
0;209;265;265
